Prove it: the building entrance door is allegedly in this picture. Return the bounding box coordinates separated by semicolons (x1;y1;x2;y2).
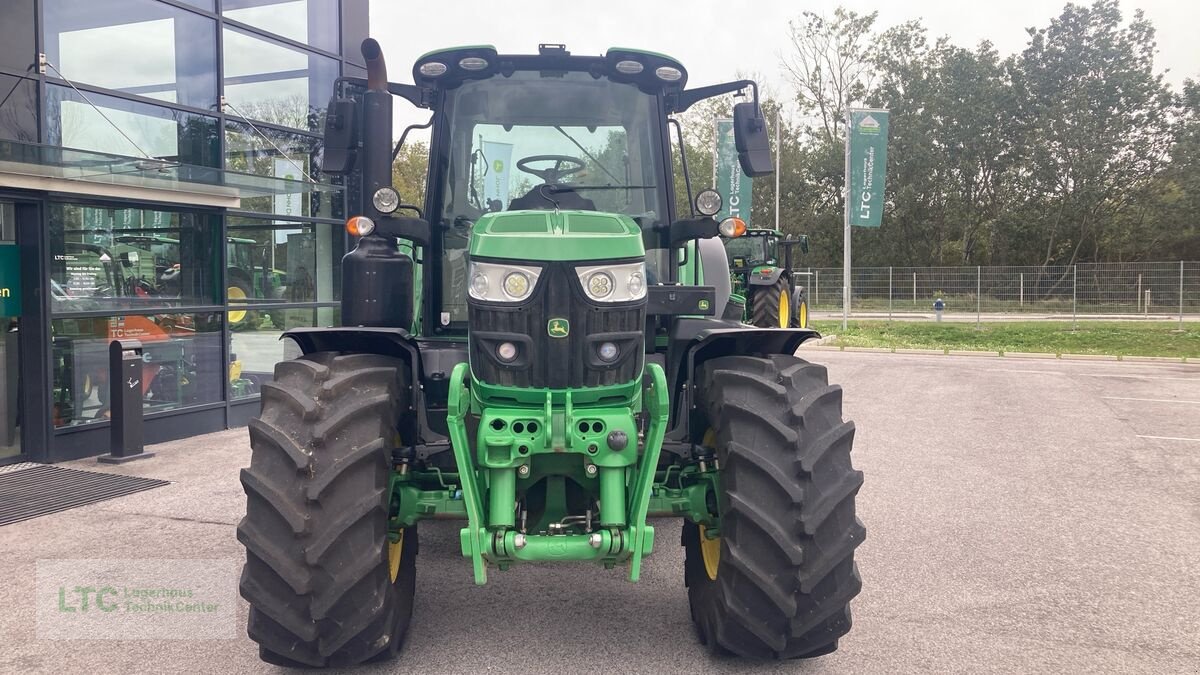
0;201;22;460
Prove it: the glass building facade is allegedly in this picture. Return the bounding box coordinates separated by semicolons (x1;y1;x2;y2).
0;0;368;462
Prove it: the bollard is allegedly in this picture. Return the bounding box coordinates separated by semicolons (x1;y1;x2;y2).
98;339;154;464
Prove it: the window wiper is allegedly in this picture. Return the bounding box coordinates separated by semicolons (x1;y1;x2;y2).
554;126;624;185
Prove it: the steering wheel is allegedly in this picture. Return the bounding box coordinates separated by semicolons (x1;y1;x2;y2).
516;155;587;184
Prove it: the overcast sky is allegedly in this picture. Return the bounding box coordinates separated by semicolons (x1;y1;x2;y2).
372;0;1199;133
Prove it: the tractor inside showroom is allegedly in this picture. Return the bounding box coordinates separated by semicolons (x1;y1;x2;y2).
237;39;863;667
725;228;812;328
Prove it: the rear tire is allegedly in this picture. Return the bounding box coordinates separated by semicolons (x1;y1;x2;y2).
238;351;416;667
684;355;864;659
750;277;789;328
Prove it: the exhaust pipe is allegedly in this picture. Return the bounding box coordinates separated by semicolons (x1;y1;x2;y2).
362;38;388;92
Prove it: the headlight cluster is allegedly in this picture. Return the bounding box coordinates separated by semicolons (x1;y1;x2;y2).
468;261;542;302
575;262;647;303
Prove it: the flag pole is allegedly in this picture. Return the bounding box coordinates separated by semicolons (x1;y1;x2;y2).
774;111;781;231
842;109;851;331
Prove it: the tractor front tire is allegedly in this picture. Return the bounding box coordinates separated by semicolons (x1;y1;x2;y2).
750;277;790;328
684;355;864;659
237;352;416;667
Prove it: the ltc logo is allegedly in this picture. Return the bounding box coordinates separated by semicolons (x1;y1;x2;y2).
547;318;570;338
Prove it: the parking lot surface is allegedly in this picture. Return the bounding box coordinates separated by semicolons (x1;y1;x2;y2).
1;351;1197;673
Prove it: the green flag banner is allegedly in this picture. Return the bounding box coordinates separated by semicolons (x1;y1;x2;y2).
714;118;752;225
847;109;889;228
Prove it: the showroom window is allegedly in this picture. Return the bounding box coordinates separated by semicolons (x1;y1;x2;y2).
48;204;220;313
51;312;224;427
45;85;221;166
222;26;338;132
224;121;338;218
0;0;36;74
229;306;339;399
0;75;38;143
223;0;340;54
43;0;219;109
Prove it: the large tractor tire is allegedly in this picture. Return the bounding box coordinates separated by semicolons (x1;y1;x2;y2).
794;291;810;329
750;276;791;328
237;352;416;667
684;355;864;659
227;278;255;329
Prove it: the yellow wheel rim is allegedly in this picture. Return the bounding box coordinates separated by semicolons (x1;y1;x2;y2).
699;524;721;581
228;285;248;324
779;288;790;327
388;530;404;583
799;300;809;328
699;428;720;581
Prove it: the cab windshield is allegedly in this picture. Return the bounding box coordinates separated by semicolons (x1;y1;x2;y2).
435;69;666;324
725;235;769;266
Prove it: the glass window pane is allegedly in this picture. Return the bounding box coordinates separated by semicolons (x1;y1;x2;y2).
45;85;220;165
43;0;218;109
0;74;38;143
0;0;36;73
51;312;224;427
224;122;339;218
227;216;344;307
230;306;339;399
222;0;339;53
222;27;338;131
49;204;220;313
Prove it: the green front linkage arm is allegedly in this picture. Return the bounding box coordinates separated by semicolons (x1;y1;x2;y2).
442;361;668;585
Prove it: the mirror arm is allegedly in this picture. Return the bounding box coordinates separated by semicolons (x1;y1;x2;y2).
670;79;758;114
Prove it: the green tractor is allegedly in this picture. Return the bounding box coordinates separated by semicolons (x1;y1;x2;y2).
725;228;811;328
237;40;863;667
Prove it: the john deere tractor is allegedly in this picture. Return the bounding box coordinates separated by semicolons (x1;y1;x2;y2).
725;228;811;328
237;40;863;667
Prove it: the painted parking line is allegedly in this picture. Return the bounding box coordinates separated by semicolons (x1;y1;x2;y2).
1137;435;1200;443
1104;397;1200;405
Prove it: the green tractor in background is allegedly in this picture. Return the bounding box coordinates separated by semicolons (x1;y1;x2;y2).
725;227;811;328
237;40;863;667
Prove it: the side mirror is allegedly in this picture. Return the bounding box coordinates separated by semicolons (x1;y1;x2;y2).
733;101;773;178
320;97;358;175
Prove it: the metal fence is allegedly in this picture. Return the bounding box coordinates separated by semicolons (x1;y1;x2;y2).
797;261;1200;321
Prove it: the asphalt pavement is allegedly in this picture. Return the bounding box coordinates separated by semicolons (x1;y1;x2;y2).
1;350;1198;673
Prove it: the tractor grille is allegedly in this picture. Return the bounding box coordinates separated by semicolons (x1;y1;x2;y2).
468;261;645;389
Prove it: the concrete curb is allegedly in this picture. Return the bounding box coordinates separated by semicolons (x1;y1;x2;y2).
812;345;1195;364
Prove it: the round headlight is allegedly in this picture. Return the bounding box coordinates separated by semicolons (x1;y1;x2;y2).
470;272;489;297
497;342;518;362
597;341;619;362
615;60;644;74
627;271;645;297
587;271;614;299
372;187;400;214
459;57;489;71
502;271;531;299
695;189;722;217
419;62;448;77
655;66;683;82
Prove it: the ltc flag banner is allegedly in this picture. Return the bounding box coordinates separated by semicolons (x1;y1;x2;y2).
714;118;752;225
481;141;514;210
847;109;889;228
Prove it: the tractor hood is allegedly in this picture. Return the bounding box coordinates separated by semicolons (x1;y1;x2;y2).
468;210;645;262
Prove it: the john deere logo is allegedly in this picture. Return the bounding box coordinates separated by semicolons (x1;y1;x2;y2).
547;318;569;338
698;299;711;312
493;159;505;173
